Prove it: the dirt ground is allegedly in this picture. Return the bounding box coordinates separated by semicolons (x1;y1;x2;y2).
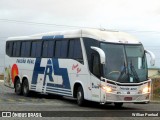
151;76;160;101
0;74;3;80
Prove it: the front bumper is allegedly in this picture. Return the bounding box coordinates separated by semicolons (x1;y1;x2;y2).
103;92;150;103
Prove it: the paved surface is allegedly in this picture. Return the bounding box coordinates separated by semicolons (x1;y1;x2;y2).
0;80;160;120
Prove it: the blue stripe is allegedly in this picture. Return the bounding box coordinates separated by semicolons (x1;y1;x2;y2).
31;58;71;90
50;59;71;89
42;35;64;39
46;86;71;92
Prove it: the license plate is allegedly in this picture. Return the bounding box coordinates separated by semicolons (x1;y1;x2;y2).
124;97;132;101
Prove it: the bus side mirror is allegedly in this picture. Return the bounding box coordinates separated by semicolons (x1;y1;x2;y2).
91;46;105;64
145;50;155;66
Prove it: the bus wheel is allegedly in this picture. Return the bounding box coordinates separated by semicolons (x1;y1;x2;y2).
77;86;85;106
15;79;22;95
114;102;123;108
22;79;30;97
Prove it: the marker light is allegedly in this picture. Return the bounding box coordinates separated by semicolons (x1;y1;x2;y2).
143;87;149;93
102;86;112;93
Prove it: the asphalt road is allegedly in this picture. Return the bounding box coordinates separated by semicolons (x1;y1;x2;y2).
0;80;160;120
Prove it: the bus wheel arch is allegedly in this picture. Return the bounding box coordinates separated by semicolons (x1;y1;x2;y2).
14;76;22;95
22;77;30;97
73;83;85;106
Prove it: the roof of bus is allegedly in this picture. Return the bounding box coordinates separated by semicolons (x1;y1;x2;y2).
7;28;141;44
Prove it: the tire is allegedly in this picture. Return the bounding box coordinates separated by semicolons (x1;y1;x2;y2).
15;79;22;95
22;79;30;97
77;86;85;106
114;102;123;108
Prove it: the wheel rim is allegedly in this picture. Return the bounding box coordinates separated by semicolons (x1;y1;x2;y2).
16;82;21;93
23;84;28;94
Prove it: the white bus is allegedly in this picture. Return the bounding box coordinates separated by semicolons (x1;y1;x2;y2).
4;29;155;107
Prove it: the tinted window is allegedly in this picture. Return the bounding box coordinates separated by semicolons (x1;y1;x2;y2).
12;42;17;56
21;41;31;57
6;41;13;56
68;39;82;59
31;41;42;57
55;40;68;58
68;40;74;58
16;42;21;57
61;40;68;58
83;38;99;71
48;41;54;57
42;40;55;58
92;54;100;77
74;40;82;59
12;42;21;57
55;41;61;57
21;42;26;57
42;41;48;57
25;41;31;57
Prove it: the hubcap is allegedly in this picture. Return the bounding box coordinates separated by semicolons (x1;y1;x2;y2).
23;84;28;94
16;83;20;92
77;91;82;102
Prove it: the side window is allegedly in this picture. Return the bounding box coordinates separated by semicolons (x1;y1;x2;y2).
31;41;42;57
61;40;68;58
6;41;13;56
92;53;100;78
42;41;48;57
68;40;74;58
16;42;21;57
12;42;17;56
21;42;26;57
42;40;55;58
12;42;21;57
55;41;61;57
25;41;31;57
21;41;31;57
55;40;68;58
74;40;82;59
68;39;83;62
48;40;54;57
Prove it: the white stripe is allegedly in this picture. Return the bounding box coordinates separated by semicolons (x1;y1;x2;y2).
46;91;72;97
46;88;72;94
47;86;71;92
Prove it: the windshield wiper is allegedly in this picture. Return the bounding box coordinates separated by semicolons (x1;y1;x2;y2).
117;62;127;82
130;60;140;82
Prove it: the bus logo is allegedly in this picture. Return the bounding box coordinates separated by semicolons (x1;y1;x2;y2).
32;58;71;89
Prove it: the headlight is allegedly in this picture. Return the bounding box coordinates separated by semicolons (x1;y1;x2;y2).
142;87;149;93
102;86;112;93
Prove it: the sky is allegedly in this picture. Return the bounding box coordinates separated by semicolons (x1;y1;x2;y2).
0;0;160;68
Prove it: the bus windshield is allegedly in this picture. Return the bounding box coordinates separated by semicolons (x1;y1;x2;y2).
100;43;148;83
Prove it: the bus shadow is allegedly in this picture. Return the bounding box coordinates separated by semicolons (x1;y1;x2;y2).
52;96;144;111
12;92;144;111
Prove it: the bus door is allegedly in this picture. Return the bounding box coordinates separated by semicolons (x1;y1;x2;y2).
90;53;101;102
